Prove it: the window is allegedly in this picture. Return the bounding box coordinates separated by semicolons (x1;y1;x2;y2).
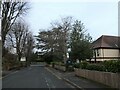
97;49;100;56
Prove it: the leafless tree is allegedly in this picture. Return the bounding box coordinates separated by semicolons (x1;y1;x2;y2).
51;16;73;63
24;32;35;65
2;1;29;53
7;20;29;61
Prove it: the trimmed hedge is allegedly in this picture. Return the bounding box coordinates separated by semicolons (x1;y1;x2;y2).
103;60;120;73
86;64;105;71
74;60;120;73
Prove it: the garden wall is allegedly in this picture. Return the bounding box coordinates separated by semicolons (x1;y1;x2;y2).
75;68;120;89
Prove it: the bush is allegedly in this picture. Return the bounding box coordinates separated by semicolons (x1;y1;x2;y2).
73;63;80;68
73;61;88;68
117;60;120;72
79;61;88;69
75;60;120;73
86;64;105;71
103;60;120;73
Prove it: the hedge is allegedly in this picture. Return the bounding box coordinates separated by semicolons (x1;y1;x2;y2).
103;60;120;73
74;60;120;73
86;64;105;71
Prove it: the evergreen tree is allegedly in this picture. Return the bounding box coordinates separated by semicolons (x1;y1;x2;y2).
70;20;92;61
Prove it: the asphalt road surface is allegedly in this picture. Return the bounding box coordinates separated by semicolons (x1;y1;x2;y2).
2;65;75;88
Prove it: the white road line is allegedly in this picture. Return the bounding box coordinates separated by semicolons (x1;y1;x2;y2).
44;73;56;88
45;67;62;80
63;78;84;89
45;67;80;88
66;81;75;88
45;77;51;90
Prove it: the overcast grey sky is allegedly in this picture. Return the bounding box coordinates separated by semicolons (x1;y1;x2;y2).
25;1;118;40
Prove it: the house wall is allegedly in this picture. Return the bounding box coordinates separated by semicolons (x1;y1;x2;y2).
93;49;120;61
103;49;119;57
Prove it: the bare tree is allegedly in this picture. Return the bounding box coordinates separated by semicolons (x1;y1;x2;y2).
2;1;29;54
24;32;35;66
51;16;73;63
36;17;73;63
7;21;29;61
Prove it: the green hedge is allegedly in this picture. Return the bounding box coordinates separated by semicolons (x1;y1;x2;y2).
73;63;81;68
73;61;88;69
86;64;105;71
74;60;120;73
103;60;120;73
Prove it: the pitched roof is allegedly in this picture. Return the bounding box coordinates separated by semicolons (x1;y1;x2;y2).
92;35;120;49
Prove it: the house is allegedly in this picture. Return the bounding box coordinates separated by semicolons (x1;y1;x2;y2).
92;35;120;62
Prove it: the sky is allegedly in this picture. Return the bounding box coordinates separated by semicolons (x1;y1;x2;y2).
25;0;119;40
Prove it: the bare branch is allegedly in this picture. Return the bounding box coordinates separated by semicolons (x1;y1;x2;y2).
2;1;30;49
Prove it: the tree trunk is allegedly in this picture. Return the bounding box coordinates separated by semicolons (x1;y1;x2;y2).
2;34;6;57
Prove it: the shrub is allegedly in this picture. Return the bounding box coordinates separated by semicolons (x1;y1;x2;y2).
79;61;88;69
103;60;120;73
73;61;88;69
76;60;120;73
73;63;80;68
51;61;64;66
86;64;105;71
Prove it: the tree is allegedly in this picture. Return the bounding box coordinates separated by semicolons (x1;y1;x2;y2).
36;28;65;63
24;32;35;65
2;1;29;56
51;16;73;63
70;20;92;61
7;20;30;62
36;30;55;63
36;16;73;63
36;17;93;63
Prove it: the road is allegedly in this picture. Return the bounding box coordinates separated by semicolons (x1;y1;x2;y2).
2;65;75;89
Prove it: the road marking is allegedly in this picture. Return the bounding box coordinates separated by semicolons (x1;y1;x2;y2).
45;67;62;80
2;71;18;79
63;78;84;90
66;81;75;88
45;67;84;89
45;77;51;90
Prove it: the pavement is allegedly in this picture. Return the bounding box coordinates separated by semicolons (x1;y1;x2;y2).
47;67;118;90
